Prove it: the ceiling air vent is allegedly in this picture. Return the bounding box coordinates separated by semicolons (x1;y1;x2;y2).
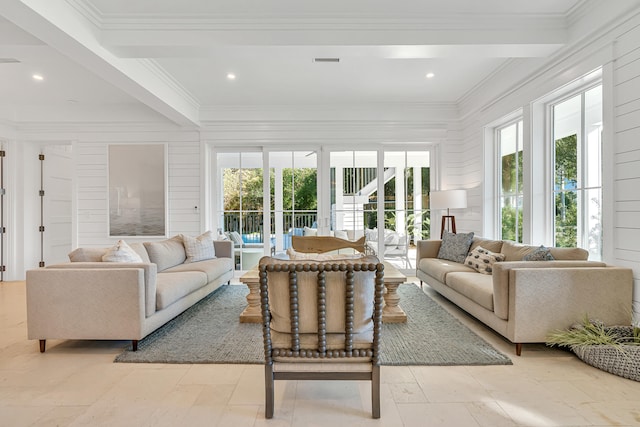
313;58;340;63
0;58;20;64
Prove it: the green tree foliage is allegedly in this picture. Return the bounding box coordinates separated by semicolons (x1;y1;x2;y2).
555;135;578;247
282;168;317;210
501;205;523;243
224;167;318;212
501;150;523;242
223;168;264;211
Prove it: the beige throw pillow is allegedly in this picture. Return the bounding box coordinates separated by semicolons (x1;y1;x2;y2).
102;240;144;263
464;245;505;275
182;231;216;263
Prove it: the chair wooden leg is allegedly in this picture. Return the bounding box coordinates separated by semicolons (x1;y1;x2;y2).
371;365;380;419
132;340;138;351
265;364;274;419
39;339;46;353
515;343;522;356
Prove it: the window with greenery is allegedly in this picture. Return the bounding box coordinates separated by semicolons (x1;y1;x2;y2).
269;151;318;253
552;85;602;259
219;152;264;244
498;121;523;242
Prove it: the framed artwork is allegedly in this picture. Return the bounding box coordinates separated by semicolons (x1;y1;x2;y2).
108;144;166;237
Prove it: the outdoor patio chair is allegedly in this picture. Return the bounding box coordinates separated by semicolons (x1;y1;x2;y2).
258;257;385;419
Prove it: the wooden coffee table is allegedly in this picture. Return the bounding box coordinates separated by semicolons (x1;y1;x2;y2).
239;261;407;323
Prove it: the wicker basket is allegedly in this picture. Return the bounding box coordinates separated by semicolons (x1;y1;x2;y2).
572;326;640;382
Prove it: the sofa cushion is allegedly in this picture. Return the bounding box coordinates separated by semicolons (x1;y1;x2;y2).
334;230;349;240
227;231;244;246
464;246;505;275
501;241;538;261
68;247;107;262
437;231;474;263
144;236;186;272
129;242;151;263
502;241;589;261
418;258;474;283
548;247;588;260
182;231;216;263
303;226;317;236
155;271;208;310
522;245;555;261
102;240;144;263
470;237;504;254
163;257;233;283
446;272;494;312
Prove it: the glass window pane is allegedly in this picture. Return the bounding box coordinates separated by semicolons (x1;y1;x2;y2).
555;189;577;247
498;120;523;242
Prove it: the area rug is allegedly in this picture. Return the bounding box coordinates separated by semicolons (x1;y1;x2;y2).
115;284;512;366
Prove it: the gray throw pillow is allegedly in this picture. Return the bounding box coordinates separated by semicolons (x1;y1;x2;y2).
522;245;555;261
437;231;475;263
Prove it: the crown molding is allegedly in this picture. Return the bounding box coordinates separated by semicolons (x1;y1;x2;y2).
65;0;103;29
200;102;458;122
137;59;201;109
95;14;566;32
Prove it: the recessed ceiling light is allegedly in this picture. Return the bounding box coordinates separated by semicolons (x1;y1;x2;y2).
32;74;44;81
426;73;435;79
227;73;236;80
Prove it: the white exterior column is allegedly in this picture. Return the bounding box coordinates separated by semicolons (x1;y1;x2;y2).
413;166;422;241
274;167;284;251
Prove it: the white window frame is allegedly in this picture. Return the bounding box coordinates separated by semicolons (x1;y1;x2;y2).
548;82;603;259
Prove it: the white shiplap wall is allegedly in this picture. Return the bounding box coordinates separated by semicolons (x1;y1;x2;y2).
445;14;640;319
613;22;640;316
75;139;202;247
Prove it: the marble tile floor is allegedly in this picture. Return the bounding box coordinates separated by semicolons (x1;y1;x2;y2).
1;280;639;427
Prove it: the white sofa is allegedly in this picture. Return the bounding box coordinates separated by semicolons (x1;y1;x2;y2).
416;237;633;355
26;235;234;352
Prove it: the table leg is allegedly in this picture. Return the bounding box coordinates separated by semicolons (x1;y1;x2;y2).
382;282;407;323
239;281;263;323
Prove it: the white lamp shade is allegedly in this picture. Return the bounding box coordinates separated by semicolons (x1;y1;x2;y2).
430;190;467;210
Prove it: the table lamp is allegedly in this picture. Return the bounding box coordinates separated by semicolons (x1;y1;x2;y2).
429;189;467;238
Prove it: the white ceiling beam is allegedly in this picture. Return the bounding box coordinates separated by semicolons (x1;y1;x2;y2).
101;26;567;56
0;0;201;127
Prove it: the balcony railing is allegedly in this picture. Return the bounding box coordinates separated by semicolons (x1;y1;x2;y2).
222;211;317;242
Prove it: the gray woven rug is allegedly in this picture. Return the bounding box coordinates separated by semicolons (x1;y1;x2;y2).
115;284;512;366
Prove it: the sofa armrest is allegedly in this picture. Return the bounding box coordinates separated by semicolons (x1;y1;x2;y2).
492;260;607;320
45;262;157;317
507;267;633;342
213;240;233;259
26;268;147;341
416;240;441;262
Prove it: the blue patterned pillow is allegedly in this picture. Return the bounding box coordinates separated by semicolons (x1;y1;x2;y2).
522;245;555;261
437;231;475;263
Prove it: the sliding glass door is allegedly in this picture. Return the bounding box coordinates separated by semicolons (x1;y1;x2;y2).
216;152;265;270
269;151;318;254
214;146;431;272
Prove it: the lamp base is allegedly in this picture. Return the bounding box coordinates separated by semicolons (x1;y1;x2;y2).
440;215;457;238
